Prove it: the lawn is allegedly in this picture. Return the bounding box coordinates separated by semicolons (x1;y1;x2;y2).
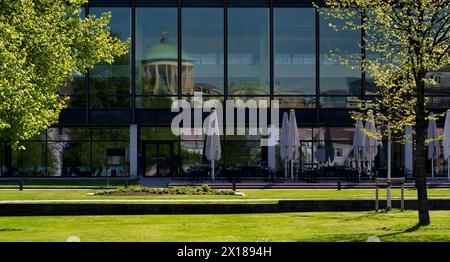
0;210;449;241
0;179;136;189
0;188;449;203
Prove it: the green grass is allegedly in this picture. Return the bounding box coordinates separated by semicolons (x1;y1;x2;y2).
0;210;449;241
0;179;137;189
0;188;449;203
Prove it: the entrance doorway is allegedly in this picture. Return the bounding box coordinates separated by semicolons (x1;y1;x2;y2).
142;141;174;177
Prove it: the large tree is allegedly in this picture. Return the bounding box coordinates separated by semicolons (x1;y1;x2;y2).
0;0;129;149
316;0;449;225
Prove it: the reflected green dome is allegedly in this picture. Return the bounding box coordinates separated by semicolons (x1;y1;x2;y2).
145;42;178;60
144;32;191;61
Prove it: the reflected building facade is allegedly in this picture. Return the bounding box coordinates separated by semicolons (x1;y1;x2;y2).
1;0;449;179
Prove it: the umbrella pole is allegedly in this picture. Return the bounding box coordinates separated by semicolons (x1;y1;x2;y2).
291;159;294;180
432;155;434;178
211;159;215;182
284;159;288;180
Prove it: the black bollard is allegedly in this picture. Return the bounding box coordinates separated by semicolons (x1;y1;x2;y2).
19;181;24;191
337;181;342;191
232;181;236;191
124;179;128;188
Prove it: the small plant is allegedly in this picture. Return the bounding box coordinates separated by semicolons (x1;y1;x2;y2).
95;184;235;196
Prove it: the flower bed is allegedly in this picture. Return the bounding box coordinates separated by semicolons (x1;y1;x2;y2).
95;184;236;196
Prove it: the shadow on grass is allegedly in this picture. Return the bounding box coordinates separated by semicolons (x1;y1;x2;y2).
377;223;424;239
0;228;23;232
301;223;425;242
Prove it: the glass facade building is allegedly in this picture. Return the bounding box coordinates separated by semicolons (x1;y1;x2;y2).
1;0;449;179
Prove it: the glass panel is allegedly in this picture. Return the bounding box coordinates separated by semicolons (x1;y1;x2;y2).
320;96;361;108
276;96;316;108
60;74;85;108
426;97;450;108
426;66;450;95
320;10;361;96
136;8;178;96
47;142;91;177
12;142;47;176
274;8;315;95
228;8;269;95
143;142;175;177
315;140;353;167
89;95;130;108
158;143;172;176
224;140;261;166
299;128;313;141
136;96;178;108
182;8;224;95
92;128;129;141
89;8;131;108
47;128;91;141
91;142;129;177
140;127;177;140
180;139;205;172
144;143;158;176
326;127;355;141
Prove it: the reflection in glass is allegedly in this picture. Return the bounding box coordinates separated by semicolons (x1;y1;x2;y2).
182;8;224;95
61;73;85;108
136;96;177;108
425;65;450;95
320;96;362;108
47;141;91;177
275;8;315;95
276;96;316;108
320;10;361;96
92;128;129;141
92;142;129;177
426;96;450;108
136;8;179;102
224;140;261;165
228;8;269;95
140;127;178;141
12;142;47;176
89;8;131;108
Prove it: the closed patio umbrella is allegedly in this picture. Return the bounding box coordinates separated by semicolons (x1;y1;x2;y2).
279;112;289;179
427;113;440;178
353;119;365;172
204;110;221;181
442;110;450;181
287;109;300;180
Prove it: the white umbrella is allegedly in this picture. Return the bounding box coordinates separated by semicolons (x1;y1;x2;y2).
427;113;440;178
279;112;289;179
363;112;379;177
287;109;300;180
204;110;221;181
442;110;450;181
352;119;365;172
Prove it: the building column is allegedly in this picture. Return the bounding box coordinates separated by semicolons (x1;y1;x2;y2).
130;124;138;179
404;126;413;175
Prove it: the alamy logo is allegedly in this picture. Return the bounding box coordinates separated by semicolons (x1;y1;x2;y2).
170;92;280;146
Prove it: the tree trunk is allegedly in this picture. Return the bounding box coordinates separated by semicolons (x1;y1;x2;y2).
414;73;430;225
